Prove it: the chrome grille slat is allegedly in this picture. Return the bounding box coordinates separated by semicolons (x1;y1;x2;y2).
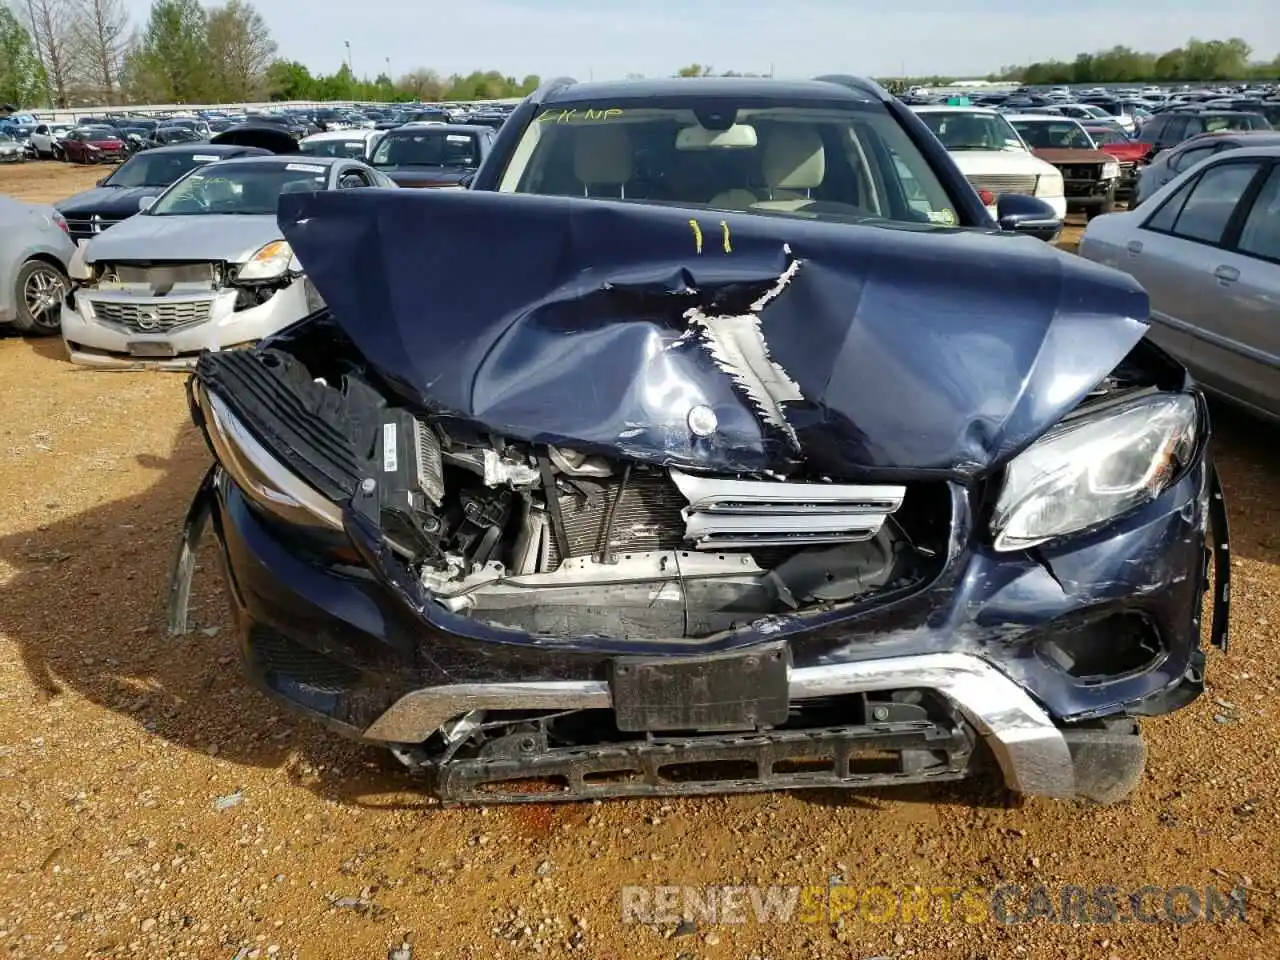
965;174;1038;196
64;214;126;242
90;298;214;332
669;469;905;550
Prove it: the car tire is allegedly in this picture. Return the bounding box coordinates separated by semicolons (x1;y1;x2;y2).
12;259;68;336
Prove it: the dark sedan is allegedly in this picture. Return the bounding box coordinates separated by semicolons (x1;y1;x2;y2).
367;123;495;187
56;143;272;242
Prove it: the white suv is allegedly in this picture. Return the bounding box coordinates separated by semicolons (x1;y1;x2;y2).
912;106;1066;220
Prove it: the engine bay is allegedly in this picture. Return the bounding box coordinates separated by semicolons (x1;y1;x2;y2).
195;336;954;641
375;414;933;639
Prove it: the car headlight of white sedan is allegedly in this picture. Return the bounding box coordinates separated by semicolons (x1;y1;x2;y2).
237;241;299;281
990;393;1199;551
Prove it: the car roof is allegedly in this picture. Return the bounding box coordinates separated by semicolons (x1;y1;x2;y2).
542;76;883;105
1003;113;1083;123
142;143;269;156
1185;144;1280;159
1181;132;1280;147
382;123;493;135
911;105;1000;115
205;154;350;167
302;129;377;141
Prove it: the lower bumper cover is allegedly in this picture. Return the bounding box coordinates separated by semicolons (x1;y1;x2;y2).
365;652;1076;798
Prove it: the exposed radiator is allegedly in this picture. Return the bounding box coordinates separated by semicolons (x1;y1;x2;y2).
669;469;905;549
550;471;686;566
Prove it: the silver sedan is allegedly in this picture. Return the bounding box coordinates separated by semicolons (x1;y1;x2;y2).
1080;144;1280;420
0;196;76;335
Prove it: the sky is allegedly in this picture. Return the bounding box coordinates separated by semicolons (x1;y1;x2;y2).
122;0;1280;82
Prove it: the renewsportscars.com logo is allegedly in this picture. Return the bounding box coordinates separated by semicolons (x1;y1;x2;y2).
620;883;1249;926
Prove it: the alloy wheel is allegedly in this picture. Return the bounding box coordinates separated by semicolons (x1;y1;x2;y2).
23;264;66;329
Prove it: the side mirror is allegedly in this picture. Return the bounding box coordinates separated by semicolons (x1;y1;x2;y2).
96;177;107;186
138;196;155;212
996;193;1062;243
458;172;476;189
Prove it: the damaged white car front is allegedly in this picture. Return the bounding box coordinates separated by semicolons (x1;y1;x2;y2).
59;156;330;370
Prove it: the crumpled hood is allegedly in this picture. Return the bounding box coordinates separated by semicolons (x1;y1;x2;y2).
278;189;1149;478
84;213;280;264
57;186;164;218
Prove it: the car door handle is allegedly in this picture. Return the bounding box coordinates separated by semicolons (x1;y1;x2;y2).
1213;265;1239;283
1126;240;1143;255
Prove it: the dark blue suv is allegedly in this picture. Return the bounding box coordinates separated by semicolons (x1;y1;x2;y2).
172;76;1227;806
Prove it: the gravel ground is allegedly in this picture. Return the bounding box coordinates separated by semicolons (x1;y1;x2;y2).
1;163;1278;959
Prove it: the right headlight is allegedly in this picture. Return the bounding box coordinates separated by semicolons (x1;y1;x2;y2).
990;393;1199;552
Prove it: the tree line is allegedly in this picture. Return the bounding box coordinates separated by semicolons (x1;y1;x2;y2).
0;0;543;108
996;38;1279;86
3;10;1279;113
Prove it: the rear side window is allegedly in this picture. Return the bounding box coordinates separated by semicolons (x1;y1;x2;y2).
1144;177;1197;233
1237;166;1280;262
1166;162;1261;244
1171;144;1216;173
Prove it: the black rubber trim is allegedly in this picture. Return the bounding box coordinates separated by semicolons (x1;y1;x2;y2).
167;465;216;636
434;721;973;804
1207;463;1230;651
194;351;365;501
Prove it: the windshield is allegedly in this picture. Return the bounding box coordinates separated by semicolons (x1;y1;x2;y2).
301;138;371;159
371;130;480;168
79;126;117;139
1010;120;1095;150
105;150;225;188
917;111;1025;151
148;161;329;216
498;100;961;227
1085;127;1130;145
155;127;203;143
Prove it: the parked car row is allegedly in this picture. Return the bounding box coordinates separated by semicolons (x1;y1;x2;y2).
1081;144;1280;420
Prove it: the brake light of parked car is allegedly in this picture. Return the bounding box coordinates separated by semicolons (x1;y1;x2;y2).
52;211;69;236
978;189;996;206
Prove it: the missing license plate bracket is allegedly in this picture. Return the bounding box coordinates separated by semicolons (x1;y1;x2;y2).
610;643;790;732
127;341;177;358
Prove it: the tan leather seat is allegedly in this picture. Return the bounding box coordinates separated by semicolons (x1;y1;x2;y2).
573;125;632;198
708;187;759;211
752;127;825;212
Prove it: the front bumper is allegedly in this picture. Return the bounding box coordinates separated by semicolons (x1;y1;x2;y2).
61;279;310;370
1065;177;1118;209
175;380;1224;801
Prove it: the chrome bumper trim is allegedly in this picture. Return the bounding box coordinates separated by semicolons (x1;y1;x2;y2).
362;652;1074;798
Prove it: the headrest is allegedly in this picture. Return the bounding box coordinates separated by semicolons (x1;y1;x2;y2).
573;125;632;185
763;128;825;190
